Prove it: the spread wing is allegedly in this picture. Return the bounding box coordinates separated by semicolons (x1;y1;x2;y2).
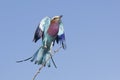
33;17;50;43
54;22;66;49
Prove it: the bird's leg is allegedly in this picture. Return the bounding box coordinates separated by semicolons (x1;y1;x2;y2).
44;41;47;48
43;39;47;48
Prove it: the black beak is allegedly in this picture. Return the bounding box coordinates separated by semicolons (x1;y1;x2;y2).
60;15;63;18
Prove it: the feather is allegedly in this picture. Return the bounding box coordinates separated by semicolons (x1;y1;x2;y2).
54;22;66;49
33;16;50;43
33;26;43;42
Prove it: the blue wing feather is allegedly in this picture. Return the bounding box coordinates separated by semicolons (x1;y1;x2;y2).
33;25;43;42
54;22;66;49
58;33;66;49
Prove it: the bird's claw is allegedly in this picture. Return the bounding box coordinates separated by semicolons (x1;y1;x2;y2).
44;46;47;48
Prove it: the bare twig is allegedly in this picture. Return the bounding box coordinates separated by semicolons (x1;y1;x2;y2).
50;54;57;68
32;46;62;80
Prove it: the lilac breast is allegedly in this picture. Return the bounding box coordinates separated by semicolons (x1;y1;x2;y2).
47;23;59;37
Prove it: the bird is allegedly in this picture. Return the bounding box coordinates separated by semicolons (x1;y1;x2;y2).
31;15;66;67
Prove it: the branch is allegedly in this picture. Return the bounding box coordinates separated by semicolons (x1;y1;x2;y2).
32;46;62;80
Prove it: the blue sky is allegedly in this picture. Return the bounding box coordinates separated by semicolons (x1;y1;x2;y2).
0;0;120;80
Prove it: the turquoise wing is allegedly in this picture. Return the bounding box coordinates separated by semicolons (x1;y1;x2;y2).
33;16;51;42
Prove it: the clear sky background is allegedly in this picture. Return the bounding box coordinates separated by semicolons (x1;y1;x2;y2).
0;0;120;80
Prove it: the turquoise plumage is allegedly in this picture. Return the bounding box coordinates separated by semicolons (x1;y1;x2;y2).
31;15;66;67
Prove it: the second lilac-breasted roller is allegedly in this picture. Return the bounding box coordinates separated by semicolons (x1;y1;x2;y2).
31;15;66;67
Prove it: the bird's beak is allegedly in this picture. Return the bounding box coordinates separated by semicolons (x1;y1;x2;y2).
59;15;63;18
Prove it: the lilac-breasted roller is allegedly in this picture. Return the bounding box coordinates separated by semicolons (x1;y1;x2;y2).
31;15;66;67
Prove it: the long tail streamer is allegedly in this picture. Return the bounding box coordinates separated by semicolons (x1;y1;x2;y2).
16;56;33;63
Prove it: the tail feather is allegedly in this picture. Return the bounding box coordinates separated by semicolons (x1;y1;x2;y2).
17;46;57;68
37;47;44;65
31;46;51;67
43;52;51;67
30;47;40;62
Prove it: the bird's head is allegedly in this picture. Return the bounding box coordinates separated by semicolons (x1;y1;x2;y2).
51;15;63;23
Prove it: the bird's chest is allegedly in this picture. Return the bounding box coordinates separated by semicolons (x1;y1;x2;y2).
47;23;59;37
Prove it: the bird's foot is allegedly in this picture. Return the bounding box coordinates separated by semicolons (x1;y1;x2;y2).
44;46;47;48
